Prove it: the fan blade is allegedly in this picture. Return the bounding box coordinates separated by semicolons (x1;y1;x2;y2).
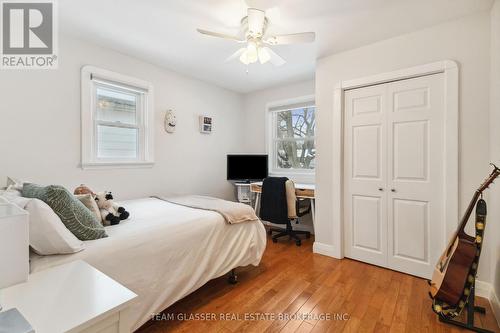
264;32;315;45
225;48;246;63
263;47;286;66
197;29;245;42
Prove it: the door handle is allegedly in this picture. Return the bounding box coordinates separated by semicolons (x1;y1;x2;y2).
378;188;384;191
391;189;396;192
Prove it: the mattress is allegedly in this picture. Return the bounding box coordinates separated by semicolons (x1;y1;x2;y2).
29;197;267;331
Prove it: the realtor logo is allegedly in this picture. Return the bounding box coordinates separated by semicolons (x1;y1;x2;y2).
1;0;58;69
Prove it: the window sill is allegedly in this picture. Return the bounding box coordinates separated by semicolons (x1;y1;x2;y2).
269;170;315;184
80;161;154;170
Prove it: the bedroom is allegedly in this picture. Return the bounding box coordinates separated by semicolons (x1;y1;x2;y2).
1;0;500;332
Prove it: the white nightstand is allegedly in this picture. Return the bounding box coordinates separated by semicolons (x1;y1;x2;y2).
0;260;137;333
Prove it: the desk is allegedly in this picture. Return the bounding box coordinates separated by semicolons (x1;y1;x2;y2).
250;182;316;224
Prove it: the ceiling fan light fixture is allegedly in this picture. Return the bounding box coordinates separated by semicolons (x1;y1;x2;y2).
246;40;259;63
239;51;250;65
246;8;266;38
198;5;313;67
258;47;271;64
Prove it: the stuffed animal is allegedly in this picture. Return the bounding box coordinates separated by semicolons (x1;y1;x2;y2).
94;191;130;226
74;184;95;196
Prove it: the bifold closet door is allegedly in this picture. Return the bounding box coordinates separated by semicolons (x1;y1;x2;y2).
344;73;445;279
386;74;444;278
343;84;388;267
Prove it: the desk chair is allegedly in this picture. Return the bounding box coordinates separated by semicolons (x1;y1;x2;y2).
259;177;311;246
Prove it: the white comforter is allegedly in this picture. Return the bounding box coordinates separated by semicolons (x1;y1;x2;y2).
29;198;267;331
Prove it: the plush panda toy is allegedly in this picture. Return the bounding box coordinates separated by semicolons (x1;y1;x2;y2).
94;191;130;225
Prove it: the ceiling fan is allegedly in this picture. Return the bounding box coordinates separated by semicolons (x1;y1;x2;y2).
197;7;315;67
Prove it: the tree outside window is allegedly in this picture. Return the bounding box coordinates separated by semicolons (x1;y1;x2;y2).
273;106;316;170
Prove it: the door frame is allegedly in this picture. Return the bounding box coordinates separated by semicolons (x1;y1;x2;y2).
327;60;459;259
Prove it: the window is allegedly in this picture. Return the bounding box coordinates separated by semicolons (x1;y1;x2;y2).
268;98;316;175
81;66;154;168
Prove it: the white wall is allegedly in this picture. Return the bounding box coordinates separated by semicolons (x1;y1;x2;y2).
242;80;315;153
0;35;244;200
315;12;492;279
489;0;500;316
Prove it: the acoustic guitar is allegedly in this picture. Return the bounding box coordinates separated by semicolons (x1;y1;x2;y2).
429;164;500;318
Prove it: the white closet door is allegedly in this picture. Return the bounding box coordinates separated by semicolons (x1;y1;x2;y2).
343;84;388;267
386;74;444;278
343;73;445;279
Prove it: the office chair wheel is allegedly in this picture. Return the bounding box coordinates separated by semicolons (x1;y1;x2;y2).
228;275;238;284
295;239;301;246
272;238;278;243
227;270;238;284
268;228;272;235
306;233;311;239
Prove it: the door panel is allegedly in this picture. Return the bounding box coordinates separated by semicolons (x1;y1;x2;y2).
393;199;429;262
393;87;429;112
344;85;387;267
351;94;382;116
352;195;382;252
393;120;429;181
352;125;381;179
387;74;444;278
344;73;445;279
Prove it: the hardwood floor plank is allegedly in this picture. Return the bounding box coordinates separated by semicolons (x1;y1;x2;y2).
281;319;306;333
137;235;499;333
377;273;401;327
232;278;308;332
264;287;315;332
295;321;314;333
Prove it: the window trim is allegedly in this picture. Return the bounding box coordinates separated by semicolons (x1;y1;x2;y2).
81;66;154;169
266;95;316;182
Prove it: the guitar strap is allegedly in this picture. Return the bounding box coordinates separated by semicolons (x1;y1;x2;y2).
431;199;487;319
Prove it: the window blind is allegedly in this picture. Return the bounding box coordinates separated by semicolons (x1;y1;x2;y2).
91;75;149;94
268;100;315;113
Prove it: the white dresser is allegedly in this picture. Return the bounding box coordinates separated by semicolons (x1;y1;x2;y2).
1;260;137;333
0;203;29;289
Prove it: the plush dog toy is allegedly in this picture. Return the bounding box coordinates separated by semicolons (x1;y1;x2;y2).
94;191;130;226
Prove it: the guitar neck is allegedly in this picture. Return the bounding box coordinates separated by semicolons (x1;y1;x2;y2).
457;190;481;237
456;167;500;236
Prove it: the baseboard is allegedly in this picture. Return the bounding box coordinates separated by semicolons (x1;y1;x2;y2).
313;242;341;259
474;280;500;327
489;286;500;328
476;280;492;298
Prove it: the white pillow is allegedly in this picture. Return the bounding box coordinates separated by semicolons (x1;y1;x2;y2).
0;187;22;201
7;195;31;208
6;176;25;191
24;198;85;255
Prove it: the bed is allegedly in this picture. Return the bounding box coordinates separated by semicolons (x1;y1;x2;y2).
29;197;267;331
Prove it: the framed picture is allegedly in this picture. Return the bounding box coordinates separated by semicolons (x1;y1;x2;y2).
199;115;213;134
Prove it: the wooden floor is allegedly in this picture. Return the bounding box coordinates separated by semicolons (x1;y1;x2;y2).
138;235;499;333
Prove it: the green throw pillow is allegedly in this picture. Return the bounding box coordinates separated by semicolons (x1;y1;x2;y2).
22;184;107;240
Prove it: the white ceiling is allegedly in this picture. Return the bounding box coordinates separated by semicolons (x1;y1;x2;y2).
60;0;493;93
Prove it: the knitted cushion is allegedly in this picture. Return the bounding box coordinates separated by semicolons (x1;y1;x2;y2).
22;184;107;240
